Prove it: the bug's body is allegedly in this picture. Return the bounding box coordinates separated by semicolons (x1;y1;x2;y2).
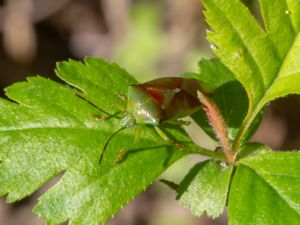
124;77;203;126
99;77;206;164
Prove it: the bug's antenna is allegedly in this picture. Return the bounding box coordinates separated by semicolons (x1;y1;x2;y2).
99;126;128;164
76;93;122;119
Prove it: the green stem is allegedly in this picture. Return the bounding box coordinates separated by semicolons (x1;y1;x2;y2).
232;104;262;156
189;144;227;161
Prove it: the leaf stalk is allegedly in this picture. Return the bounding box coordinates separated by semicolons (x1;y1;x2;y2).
232;103;262;159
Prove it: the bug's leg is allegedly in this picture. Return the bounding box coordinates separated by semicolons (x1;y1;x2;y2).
154;126;184;150
114;148;127;164
91;93;128;121
114;101;127;113
113;93;127;112
91;111;122;121
167;119;191;126
134;125;142;143
91;95;126;120
177;120;191;126
115;93;127;102
114;124;139;164
92;114;109;120
76;92;120;120
99;126;128;164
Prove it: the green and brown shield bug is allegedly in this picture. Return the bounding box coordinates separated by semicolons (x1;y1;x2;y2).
126;77;203;125
98;77;216;164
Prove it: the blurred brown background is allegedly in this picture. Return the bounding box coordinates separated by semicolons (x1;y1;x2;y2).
1;0;300;225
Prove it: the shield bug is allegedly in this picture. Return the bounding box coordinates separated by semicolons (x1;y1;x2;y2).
98;77;209;164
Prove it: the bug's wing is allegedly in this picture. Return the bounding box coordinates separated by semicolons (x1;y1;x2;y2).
159;78;203;121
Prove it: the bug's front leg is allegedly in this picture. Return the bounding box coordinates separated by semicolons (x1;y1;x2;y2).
114;148;127;164
154;126;184;150
166;119;191;126
114;124;141;164
92;93;128;121
115;93;127;102
113;93;128;112
91;111;122;121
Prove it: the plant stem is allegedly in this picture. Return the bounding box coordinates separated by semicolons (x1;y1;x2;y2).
232;103;261;158
188;144;227;161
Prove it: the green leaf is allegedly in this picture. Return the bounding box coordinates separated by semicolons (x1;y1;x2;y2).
176;160;233;219
229;151;300;225
260;0;300;59
236;142;271;160
183;59;262;142
56;57;137;114
0;58;212;225
203;0;300;151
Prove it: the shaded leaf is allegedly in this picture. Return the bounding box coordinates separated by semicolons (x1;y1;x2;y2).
184;59;261;142
182;58;236;93
177;160;233;219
